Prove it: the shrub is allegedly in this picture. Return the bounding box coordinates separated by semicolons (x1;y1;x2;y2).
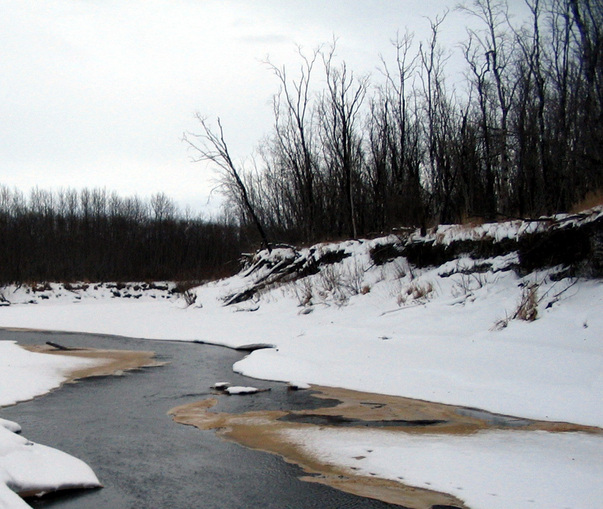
397;281;434;306
515;283;538;322
182;290;198;307
291;278;313;307
492;282;539;330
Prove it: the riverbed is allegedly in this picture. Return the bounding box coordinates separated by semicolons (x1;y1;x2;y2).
0;329;403;508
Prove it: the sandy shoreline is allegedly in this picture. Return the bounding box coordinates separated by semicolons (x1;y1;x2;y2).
3;343;161;502
13;341;602;508
169;385;602;509
23;343;164;382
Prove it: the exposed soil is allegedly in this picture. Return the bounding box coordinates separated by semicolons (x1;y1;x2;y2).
22;344;163;382
14;341;602;508
169;385;602;509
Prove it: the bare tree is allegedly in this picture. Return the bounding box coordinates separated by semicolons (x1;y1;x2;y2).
373;31;424;227
265;47;321;241
568;0;603;197
184;116;271;251
150;192;176;223
463;32;499;218
318;43;369;238
459;0;518;210
419;13;464;223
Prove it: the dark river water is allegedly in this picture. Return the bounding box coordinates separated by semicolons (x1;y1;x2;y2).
0;329;402;509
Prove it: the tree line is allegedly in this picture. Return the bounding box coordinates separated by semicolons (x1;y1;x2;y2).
4;0;600;285
0;186;243;284
188;0;602;246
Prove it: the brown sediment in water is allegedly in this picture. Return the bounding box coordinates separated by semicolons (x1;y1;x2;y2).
22;344;163;382
169;385;602;509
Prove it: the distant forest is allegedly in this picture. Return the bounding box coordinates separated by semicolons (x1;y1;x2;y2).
2;0;601;284
0;187;243;284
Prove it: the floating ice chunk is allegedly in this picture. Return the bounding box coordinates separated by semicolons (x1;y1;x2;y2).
225;386;267;395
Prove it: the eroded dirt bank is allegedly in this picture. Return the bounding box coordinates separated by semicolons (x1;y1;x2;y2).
169;385;601;509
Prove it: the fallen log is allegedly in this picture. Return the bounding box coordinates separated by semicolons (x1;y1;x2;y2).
45;341;74;351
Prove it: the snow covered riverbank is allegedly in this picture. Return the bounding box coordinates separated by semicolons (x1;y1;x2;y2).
0;342;102;508
282;427;603;509
1;209;601;508
1;249;601;426
0;341;161;508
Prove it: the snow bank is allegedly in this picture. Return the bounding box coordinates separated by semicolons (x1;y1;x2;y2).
233;275;603;427
409;205;603;245
0;418;21;434
282;427;603;509
0;425;101;508
0;341;99;408
0;344;104;507
0;216;601;427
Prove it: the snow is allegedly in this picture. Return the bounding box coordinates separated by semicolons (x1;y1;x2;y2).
409;205;603;246
0;343;104;507
288;381;311;390
4;264;596;425
232;275;603;427
0;424;101;508
224;386;263;395
0;419;21;434
282;427;603;509
0;341;98;408
0;209;601;507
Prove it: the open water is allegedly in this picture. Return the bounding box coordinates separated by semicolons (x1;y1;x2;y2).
0;329;402;509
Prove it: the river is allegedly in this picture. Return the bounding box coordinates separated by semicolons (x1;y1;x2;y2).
0;329;401;509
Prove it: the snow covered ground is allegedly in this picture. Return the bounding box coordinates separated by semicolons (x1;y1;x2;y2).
283;427;603;509
0;343;103;508
0;209;601;508
0;341;99;408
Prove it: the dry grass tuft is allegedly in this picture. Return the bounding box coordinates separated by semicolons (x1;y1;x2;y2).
570;189;603;213
492;282;539;330
515;283;539;322
397;281;434;306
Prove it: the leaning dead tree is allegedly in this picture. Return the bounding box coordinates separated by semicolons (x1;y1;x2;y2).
184;115;271;252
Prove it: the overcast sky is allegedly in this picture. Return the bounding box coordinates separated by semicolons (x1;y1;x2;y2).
1;0;528;215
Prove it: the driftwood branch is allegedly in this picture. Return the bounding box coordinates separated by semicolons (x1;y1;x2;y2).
46;341;75;351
